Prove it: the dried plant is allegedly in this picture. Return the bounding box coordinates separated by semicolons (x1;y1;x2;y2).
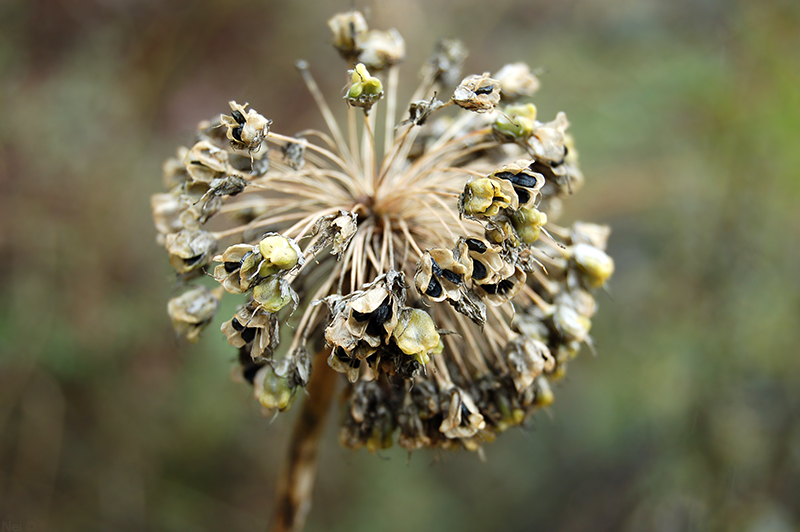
151;10;614;531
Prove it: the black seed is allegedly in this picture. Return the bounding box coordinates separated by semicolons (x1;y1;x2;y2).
349;358;361;368
335;347;349;361
472;259;488;280
224;261;240;273
496;279;515;294
241;327;257;343
431;258;444;278
482;283;498;294
231;109;246;124
515;186;530;205
495;171;539;188
231;126;243;143
184;254;204;266
475;84;495;95
465;238;487;253
231;318;245;332
352;309;370;322
240;251;253;267
426;277;443;298
367;296;393;337
460;403;471;422
441;269;463;285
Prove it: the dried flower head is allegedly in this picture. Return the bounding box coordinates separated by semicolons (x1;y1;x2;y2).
151;10;614;454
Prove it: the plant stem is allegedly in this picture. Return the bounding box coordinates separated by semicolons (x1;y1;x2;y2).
271;349;338;532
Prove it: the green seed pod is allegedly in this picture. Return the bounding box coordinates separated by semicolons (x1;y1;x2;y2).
253;277;297;313
258;234;302;277
392;308;440;365
254;366;296;412
460;177;518;217
512;206;548;244
346;63;384;111
494;103;537;142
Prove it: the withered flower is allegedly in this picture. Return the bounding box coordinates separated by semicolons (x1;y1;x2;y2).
151;6;615;484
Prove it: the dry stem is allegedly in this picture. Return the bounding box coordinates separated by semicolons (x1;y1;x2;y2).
271;349;338;532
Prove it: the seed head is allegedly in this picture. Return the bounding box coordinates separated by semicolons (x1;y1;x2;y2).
151;11;615;453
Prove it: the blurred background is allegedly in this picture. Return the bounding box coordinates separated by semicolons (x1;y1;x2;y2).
1;0;799;530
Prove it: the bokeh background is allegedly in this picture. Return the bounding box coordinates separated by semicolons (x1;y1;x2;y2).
2;0;799;530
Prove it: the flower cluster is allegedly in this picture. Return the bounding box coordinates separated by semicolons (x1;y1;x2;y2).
152;10;613;453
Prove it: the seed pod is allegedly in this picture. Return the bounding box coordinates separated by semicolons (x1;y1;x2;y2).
346;63;384;111
306;210;358;259
459;176;518;218
151;192;186;235
512;206;548;244
529;112;570;164
281;140;306;170
405;96;444;126
490;159;545;209
220;303;280;360
253;365;296;412
392;308;440;365
494;103;537;142
220;101;271;153
473;264;526;305
505;337;555;392
167;285;221;342
324;272;406;366
485;216;521;247
552;299;592;344
163;146;190;189
570;243;614;288
328;347;362;383
427;38;468;87
464;238;514;286
453;73;501;113
257;233;304;277
213;244;256;293
358;29;405;71
184;141;230;183
253;276;298;313
205;174;248;198
493;62;540;101
165;229;218;274
415;247;472;303
328;10;368;62
439;388;486;439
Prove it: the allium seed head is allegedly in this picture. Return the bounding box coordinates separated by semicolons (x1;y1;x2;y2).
151;11;614;453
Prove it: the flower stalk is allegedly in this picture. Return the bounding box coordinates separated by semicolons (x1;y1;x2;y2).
152;9;616;531
272;350;337;532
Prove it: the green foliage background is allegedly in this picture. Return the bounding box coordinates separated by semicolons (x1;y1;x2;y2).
1;0;798;530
